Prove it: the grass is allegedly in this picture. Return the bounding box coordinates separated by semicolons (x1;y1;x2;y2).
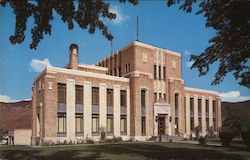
1;142;250;160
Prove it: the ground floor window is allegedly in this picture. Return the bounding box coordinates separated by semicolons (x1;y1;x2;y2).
75;113;83;133
175;117;178;133
107;114;113;133
190;117;194;132
57;113;66;134
121;115;127;134
92;114;99;133
141;116;146;136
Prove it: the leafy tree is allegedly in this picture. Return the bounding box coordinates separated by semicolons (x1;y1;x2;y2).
0;0;138;49
1;0;249;87
167;0;250;88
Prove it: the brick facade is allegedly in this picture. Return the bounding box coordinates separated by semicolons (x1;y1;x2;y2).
31;41;221;145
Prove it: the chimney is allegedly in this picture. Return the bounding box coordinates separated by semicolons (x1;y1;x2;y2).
69;43;78;70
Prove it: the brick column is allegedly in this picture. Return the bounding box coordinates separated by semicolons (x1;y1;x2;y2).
99;83;107;129
209;97;213;128
201;96;206;136
84;81;92;138
114;85;121;137
66;79;75;139
185;94;191;138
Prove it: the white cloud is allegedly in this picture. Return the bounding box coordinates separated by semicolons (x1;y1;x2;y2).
186;59;195;68
0;95;31;103
30;58;52;72
184;50;191;56
219;91;250;102
109;5;128;25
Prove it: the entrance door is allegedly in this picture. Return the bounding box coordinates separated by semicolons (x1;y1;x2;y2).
158;116;165;135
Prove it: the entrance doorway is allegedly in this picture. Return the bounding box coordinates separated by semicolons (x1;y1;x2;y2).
158;116;165;135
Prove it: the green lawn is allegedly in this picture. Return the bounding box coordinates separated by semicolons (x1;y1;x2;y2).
1;142;250;160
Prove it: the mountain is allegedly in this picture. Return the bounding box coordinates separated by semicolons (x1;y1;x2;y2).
221;100;250;121
0;100;32;131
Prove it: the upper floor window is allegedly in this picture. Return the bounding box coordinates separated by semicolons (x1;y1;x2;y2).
190;98;194;112
120;90;127;107
163;67;166;80
92;87;99;105
75;85;83;104
141;90;146;108
158;66;161;79
118;66;121;77
206;100;209;113
154;65;157;79
57;83;66;103
107;89;113;106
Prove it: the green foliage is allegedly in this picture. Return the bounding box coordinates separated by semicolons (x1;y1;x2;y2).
219;127;234;147
167;0;250;88
104;136;123;143
86;138;94;144
0;129;8;140
241;123;250;150
0;0;138;49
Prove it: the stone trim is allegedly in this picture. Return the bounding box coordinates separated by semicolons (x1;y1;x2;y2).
184;87;219;95
78;64;108;71
46;66;129;82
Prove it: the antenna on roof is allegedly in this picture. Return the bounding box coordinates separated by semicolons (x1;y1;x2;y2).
136;16;139;41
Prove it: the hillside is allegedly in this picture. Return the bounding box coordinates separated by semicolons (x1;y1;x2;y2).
0;100;32;131
221;100;250;121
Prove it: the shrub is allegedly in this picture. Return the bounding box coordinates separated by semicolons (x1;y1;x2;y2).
219;127;234;147
113;137;123;143
86;138;94;144
241;127;250;150
198;136;207;146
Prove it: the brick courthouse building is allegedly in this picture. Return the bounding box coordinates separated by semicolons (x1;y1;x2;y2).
31;41;221;145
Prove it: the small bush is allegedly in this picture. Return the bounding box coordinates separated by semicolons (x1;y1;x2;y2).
113;137;123;143
219;127;234;147
86;139;94;144
198;136;207;146
241;127;250;150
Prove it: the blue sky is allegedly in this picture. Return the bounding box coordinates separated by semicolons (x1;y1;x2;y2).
0;1;249;102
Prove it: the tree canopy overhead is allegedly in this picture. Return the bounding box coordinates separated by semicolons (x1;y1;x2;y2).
1;0;249;88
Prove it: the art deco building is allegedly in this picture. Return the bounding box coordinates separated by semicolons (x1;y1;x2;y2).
31;41;221;145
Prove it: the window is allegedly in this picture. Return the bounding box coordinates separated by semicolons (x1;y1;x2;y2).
57;113;66;133
75;113;83;133
141;117;146;136
128;63;130;72
114;69;117;76
107;115;113;133
213;100;216;117
190;117;194;132
159;93;162;100
206;100;209;116
58;83;66;103
120;90;127;107
198;99;202;117
175;93;179;116
164;93;166;101
175;117;178;133
121;115;127;134
118;66;121;77
92;87;99;105
141;90;146;108
154;65;157;79
107;89;113;106
163;67;166;80
158;66;161;79
92;114;99;133
75;85;83;104
190;98;194;116
154;93;157;102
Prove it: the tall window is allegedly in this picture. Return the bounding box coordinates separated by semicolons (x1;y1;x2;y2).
107;115;113;133
198;99;202;117
57;83;66;103
158;66;161;79
213;100;216;117
154;93;157;102
120;90;127;107
141;90;146;108
75;113;83;133
107;89;113;106
190;98;194;114
190;98;194;132
118;66;121;77
206;99;209;117
92;87;99;105
121;115;127;134
175;93;179;116
154;65;157;79
92;114;99;133
164;93;166;101
57;113;66;134
141;117;146;136
75;85;83;104
163;67;166;80
128;63;130;72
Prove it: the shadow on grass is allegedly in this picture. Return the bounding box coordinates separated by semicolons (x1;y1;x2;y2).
0;143;247;160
